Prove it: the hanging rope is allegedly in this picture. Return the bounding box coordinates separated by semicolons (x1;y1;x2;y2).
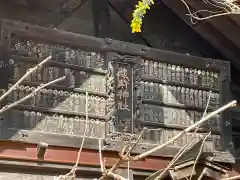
55;92;89;180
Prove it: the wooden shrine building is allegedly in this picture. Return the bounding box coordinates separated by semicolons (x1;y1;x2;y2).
0;0;240;179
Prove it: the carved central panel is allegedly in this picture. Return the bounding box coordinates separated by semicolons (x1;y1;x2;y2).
105;54;142;136
114;62;132;133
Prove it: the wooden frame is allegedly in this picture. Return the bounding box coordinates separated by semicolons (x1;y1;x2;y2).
0;18;234;163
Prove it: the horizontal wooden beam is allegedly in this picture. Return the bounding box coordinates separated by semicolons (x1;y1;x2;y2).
0;141;240;178
0;141;171;171
0;158;154;177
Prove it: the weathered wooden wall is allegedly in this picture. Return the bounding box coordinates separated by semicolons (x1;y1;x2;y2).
2;1;240;178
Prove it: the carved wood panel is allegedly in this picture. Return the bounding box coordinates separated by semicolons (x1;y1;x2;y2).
0;19;233;163
0;21;108;142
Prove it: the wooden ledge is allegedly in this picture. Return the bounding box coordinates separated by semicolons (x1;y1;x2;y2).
0;141;171;171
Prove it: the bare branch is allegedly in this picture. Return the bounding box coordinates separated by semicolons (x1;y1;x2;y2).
187;11;239;20
106;172;129;180
0;56;52;104
74;92;88;168
156;91;212;179
194;91;212;134
126;127;147;155
99;128;146;180
0;76;66;115
99;139;105;173
55;92;89;179
133;100;237;161
156;138;199;179
221;175;240;180
180;0;240;23
189;132;212;180
197;169;206;180
108;128;146;173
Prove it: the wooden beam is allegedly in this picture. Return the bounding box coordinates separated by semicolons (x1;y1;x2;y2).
0;158;154;178
0;141;171;171
50;0;88;28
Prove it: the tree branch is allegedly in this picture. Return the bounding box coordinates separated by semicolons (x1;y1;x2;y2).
156;138;200;179
0;56;52;104
99;128;146;180
180;0;240;23
194;91;212;134
221;175;240;180
0;76;66;114
55;92;89;180
189;132;212;180
133;100;237;161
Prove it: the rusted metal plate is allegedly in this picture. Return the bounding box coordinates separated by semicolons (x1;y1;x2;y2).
0;19;233;163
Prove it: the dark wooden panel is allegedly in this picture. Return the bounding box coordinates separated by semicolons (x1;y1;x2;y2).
0;19;109;152
219;63;233;151
0;19;233;163
0;1;65;27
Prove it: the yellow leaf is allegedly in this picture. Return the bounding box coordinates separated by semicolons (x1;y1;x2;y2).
131;0;155;33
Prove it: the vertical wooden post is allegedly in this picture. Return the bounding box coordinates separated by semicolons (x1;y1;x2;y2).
220;62;233;152
0;20;11;90
92;0;111;38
